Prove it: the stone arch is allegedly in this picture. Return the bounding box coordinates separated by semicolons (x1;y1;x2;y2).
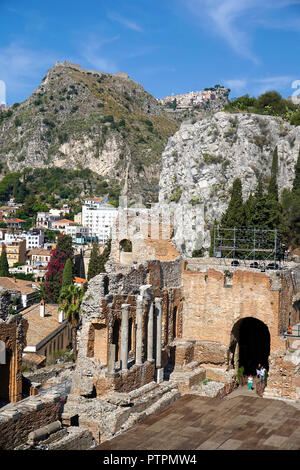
0;347;12;403
229;317;270;375
119;239;132;253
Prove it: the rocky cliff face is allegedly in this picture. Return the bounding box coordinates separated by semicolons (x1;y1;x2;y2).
0;62;178;203
159;112;300;255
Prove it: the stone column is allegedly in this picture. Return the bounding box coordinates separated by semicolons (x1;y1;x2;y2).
120;304;130;371
106;344;116;377
155;297;164;383
135;295;143;366
147;301;154;362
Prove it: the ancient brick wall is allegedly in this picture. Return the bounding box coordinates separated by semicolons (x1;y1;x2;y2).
0;400;61;450
94;361;156;396
279;267;300;333
182;268;285;356
264;350;300;400
0;314;28;403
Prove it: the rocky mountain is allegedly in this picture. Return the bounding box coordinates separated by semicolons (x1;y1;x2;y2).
0;62;179;204
159;111;300;255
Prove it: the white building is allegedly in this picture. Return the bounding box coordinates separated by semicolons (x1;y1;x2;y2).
82;198;117;244
36;212;61;229
25;230;44;250
65;225;89;243
4;229;44;250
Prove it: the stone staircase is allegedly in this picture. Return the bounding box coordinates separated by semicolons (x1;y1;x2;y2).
62;380;180;445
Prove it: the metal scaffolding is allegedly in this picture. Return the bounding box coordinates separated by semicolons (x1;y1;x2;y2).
213;226;284;263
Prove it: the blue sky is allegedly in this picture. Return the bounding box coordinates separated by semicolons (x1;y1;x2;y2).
0;0;300;105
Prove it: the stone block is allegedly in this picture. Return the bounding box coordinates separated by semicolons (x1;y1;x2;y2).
156;368;164;384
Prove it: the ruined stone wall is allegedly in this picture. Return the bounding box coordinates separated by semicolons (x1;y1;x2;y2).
182;268;285;357
0;397;61;450
0;314;28;403
94;361;156;396
72;259;183;398
264;350;300;400
279;267;300;333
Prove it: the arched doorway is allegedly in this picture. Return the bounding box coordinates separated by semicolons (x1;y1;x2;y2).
0;348;12;403
119;239;132;252
112;319;121;362
229;317;270;375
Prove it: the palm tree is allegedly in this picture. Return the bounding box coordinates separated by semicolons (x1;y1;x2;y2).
59;284;85;355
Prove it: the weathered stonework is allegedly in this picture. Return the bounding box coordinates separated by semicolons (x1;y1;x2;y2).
0;288;28;404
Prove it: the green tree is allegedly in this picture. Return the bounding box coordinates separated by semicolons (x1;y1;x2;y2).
44;234;74;303
292;148;300;193
59;284;85;354
221;178;245;228
98;239;111;273
0;249;9;277
61;258;73;290
87;243;102;281
256;91;286;116
250;177;269;226
267;147;279;201
281;149;300;248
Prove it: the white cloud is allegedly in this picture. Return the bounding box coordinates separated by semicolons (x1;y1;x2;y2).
0;41;55;102
107;12;143;33
79;35;119;73
224;79;248;92
224;75;295;96
183;0;300;64
253;76;295;94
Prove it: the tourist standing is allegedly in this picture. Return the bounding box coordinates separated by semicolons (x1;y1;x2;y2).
248;375;253;390
260;367;265;383
256;364;261;379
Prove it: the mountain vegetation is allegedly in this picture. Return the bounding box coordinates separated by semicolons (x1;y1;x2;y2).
0;62;179;204
224;91;300;126
218;147;300;256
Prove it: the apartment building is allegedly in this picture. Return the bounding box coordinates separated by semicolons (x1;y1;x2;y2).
2;240;26;267
82;199;117;244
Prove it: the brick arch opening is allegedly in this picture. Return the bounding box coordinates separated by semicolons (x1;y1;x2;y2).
229;317;270;375
119;239;132;253
0;347;12;403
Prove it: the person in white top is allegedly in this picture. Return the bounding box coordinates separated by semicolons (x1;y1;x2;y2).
260;367;265;382
256;364;261;379
248;375;253;390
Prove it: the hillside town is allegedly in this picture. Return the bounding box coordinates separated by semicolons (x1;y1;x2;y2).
159;85;230;110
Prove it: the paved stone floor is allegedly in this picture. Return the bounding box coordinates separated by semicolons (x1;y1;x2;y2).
96;391;300;450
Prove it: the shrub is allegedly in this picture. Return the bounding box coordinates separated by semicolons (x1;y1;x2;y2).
170;186;182;202
237;366;244;383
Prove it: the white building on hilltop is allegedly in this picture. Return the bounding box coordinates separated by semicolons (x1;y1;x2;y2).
82;198;117;244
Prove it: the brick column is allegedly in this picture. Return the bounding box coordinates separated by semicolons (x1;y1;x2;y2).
120;304;130;371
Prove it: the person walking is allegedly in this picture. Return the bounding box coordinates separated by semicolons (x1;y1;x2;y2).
260;367;265;383
248;375;253;390
256;364;261;379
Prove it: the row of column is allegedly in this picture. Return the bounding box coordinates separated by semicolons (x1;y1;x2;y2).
108;297;163;381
